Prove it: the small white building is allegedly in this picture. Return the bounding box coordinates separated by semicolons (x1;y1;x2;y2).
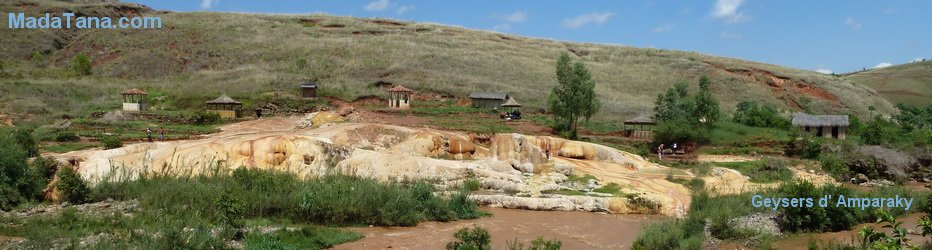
121;88;147;112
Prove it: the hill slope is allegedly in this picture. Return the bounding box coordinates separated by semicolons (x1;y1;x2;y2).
843;61;932;107
0;0;895;123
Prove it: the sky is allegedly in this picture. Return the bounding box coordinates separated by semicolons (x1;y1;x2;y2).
132;0;930;74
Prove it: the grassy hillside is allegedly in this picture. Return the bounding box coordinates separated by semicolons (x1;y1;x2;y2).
0;0;896;125
843;60;932;106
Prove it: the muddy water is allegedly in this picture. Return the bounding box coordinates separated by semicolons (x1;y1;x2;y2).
771;213;931;249
334;207;662;250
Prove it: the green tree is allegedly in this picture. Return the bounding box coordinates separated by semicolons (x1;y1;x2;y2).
548;53;600;139
861;117;893;145
12;128;38;157
0;137;27;210
447;225;491;250
653;82;691;122
71;54;92;76
56;166;89;204
692;76;721;126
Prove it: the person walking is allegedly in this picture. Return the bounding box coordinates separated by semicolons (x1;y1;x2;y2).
159;127;166;141
146;127;153;143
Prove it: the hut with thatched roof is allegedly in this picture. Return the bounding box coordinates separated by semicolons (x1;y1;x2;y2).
387;85;413;109
623;114;656;139
121;88;147;112
206;94;242;119
791;113;849;139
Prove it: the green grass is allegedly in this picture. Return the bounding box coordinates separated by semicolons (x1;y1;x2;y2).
0;1;897;126
0;168;485;248
715;159;793;183
242;226;362;250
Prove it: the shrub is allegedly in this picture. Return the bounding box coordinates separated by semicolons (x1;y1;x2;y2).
56;167;90;204
776;182;858;233
12;128;39;157
507;236;562;250
99;136;122;149
463;178;481;191
55;132;80;142
784;135;822;159
187;111;221;125
447;225;491;250
632;218;704;250
215;192;244;239
819;154;850;181
733;101;790;128
0;137;27;210
242;226;362;250
22;156;58;200
653;120;710;146
71;54;92;76
299;175;481;226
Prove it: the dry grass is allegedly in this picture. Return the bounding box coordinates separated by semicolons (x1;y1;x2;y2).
843;60;932;106
0;0;897;123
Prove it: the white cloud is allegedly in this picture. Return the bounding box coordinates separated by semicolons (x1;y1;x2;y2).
397;5;412;15
491;23;511;32
720;31;743;40
845;17;862;30
712;0;750;23
364;0;390;12
561;12;615;29
200;0;218;9
815;68;834;74
873;62;893;69
910;57;925;63
653;23;675;33
503;11;527;23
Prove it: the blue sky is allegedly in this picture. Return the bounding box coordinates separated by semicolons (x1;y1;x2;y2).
132;0;930;74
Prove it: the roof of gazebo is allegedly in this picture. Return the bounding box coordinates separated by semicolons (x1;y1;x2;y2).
624;114;656;125
387;85;413;92
121;88;147;95
206;94;242;105
501;97;522;107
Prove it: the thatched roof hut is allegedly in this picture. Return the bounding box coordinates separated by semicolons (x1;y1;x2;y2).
624;114;656;125
501;97;522;107
206;94;242;105
791;113;849;127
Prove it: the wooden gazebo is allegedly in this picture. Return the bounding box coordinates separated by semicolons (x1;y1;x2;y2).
206;94;242;119
623;115;656;139
121;88;147;112
387;85;413;109
501;97;522;112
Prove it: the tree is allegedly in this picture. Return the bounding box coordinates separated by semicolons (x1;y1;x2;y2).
56;166;90;204
653;82;690;122
71;54;92;76
692;76;721;126
548;53;600;139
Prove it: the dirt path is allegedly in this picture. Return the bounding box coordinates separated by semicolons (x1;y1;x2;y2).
335;207;660;250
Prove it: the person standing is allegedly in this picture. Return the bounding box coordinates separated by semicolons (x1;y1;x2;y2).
146;128;153;143
159;127;166;141
657;144;665;160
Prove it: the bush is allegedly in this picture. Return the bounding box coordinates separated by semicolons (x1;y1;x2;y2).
215;193;244;239
632;218;704;250
0;136;27;210
22;157;58;200
12;128;39;157
653;120;710;146
507;236;562;250
242;226;362;250
776;182;858;232
55;132;80;142
56;167;90;204
187;111;221;125
99;136;122;149
299;175;482;226
447;225;491;250
784;135;822;159
733;101;790;128
819;154;850;181
71;54;92;76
